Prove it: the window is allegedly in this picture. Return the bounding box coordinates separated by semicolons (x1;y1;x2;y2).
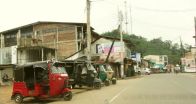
164;56;168;61
21;32;33;38
5;35;11;39
4;32;17;47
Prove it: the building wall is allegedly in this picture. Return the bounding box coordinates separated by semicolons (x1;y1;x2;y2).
0;22;93;64
0;66;14;85
191;47;196;55
1;67;13;79
144;55;168;65
0;46;17;64
184;52;193;59
181;47;196;72
33;23;78;60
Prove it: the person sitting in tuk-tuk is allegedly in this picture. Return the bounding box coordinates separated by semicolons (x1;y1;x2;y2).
2;73;9;82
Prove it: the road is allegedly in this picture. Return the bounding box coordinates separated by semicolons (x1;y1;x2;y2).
54;73;196;104
2;73;196;104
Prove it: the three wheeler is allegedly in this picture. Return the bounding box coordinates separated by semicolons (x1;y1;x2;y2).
11;60;72;103
93;63;116;86
64;60;102;89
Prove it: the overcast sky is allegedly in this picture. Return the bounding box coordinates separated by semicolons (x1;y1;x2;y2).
0;0;196;46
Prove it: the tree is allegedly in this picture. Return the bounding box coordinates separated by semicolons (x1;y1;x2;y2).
102;29;186;65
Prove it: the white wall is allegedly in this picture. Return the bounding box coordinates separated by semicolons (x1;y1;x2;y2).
0;46;17;64
11;46;17;64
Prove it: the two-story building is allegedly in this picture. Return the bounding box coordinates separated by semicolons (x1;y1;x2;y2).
0;21;99;84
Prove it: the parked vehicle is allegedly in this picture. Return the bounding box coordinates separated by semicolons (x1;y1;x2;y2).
134;66;142;75
135;67;151;75
11;60;72;104
64;60;102;89
143;68;151;75
93;63;116;86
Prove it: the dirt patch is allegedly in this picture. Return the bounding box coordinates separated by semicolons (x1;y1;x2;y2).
0;85;14;104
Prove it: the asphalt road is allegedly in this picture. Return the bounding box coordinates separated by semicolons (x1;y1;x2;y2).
2;73;196;104
52;73;196;104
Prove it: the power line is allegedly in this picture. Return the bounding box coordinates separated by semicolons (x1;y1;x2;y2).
134;19;192;31
134;6;196;13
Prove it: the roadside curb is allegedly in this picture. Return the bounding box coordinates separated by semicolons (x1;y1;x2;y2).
117;75;142;80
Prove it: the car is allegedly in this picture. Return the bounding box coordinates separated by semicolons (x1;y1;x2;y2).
143;68;151;75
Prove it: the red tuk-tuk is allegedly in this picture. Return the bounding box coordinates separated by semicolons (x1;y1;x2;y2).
11;61;72;103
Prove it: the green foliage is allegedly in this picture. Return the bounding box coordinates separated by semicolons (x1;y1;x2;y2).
102;29;191;65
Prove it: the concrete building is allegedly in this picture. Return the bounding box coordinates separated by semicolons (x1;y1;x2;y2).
143;55;168;67
181;47;196;72
0;21;98;84
67;35;134;78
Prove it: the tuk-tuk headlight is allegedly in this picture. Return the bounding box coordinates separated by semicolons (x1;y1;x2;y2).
61;74;68;77
58;77;62;80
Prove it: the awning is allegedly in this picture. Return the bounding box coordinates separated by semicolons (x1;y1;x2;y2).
153;64;164;69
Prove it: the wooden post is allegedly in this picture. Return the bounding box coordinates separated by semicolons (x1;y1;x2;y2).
56;28;58;60
0;34;3;48
41;47;44;61
75;26;78;51
17;30;21;46
0;34;2;64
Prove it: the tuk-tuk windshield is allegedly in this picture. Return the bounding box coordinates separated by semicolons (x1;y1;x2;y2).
87;64;96;71
104;65;113;71
51;65;67;74
99;65;106;71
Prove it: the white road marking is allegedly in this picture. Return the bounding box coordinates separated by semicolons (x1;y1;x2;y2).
108;87;128;104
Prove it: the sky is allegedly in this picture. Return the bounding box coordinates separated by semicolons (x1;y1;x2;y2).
0;0;196;46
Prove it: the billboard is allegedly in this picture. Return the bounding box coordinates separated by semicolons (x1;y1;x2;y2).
131;53;141;62
96;42;125;62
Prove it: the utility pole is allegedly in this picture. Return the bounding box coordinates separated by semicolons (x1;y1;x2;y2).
180;36;184;57
129;3;133;35
193;17;196;72
86;0;91;61
118;10;123;42
193;17;196;46
118;10;124;78
124;1;128;34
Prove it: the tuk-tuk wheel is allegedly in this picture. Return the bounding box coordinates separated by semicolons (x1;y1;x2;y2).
14;94;23;104
94;82;101;89
72;84;75;89
79;85;83;88
105;80;110;86
112;79;116;84
63;92;72;101
34;97;40;101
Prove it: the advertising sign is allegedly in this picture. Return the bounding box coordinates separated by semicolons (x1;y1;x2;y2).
96;42;125;62
131;53;141;62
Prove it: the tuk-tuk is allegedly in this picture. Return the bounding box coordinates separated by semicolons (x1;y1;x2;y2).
104;64;117;84
11;60;72;103
64;60;101;89
93;63;117;86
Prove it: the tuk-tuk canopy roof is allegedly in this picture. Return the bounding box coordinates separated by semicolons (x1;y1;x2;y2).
16;61;48;70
